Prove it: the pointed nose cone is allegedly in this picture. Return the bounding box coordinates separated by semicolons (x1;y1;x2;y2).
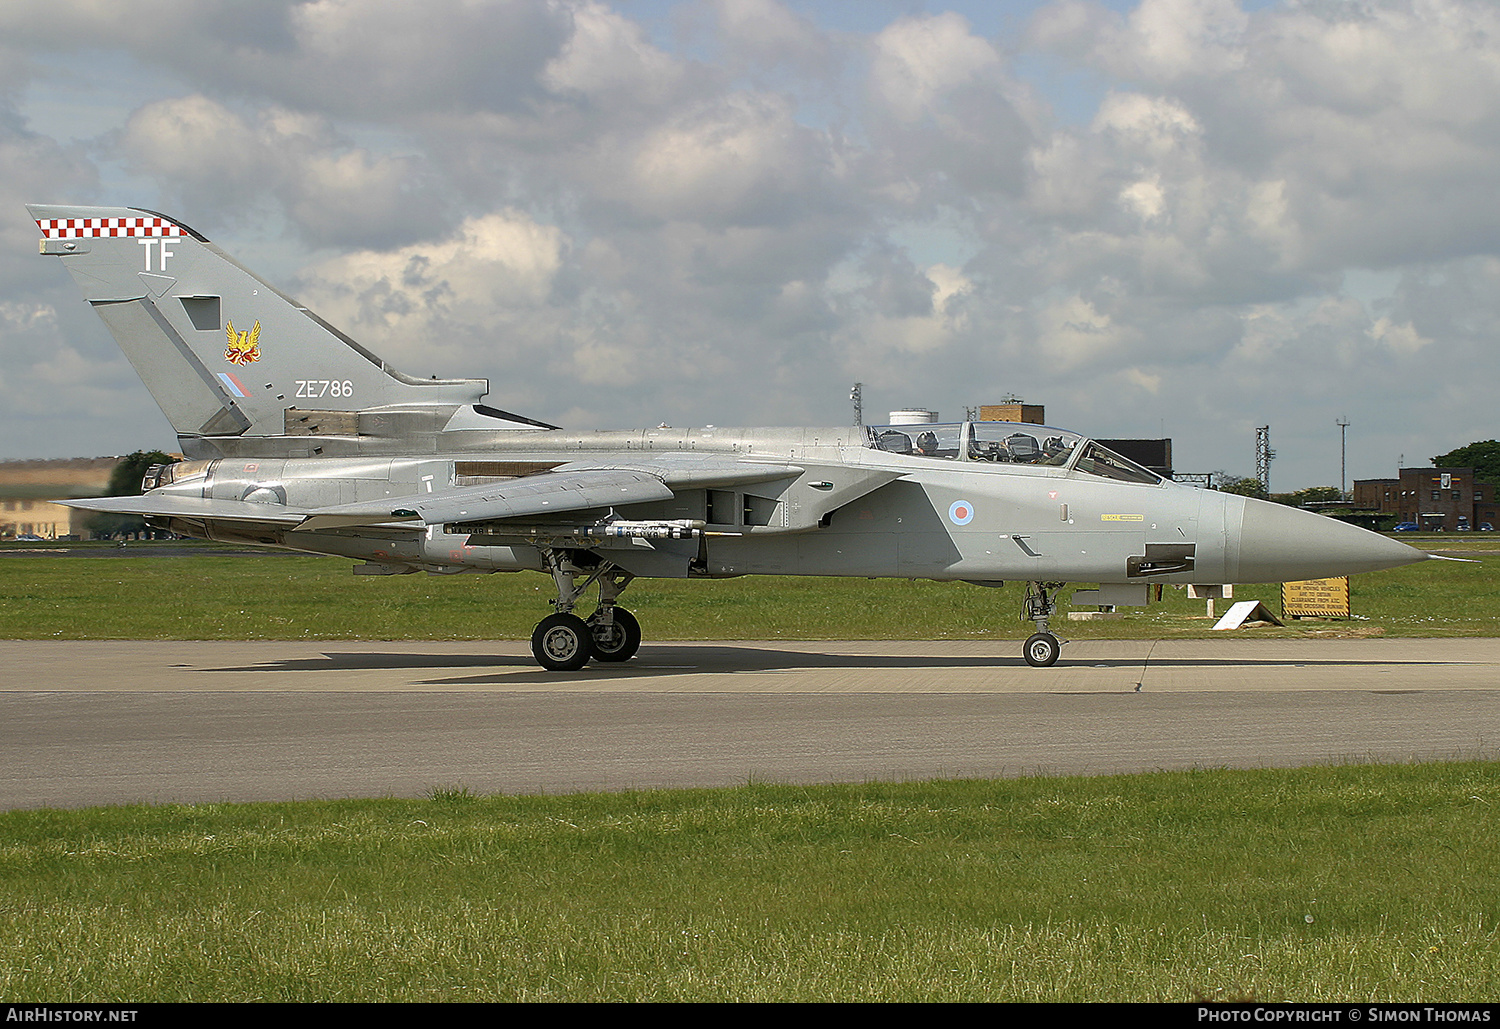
1231;497;1429;583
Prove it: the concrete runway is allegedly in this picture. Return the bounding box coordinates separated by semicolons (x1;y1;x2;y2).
3;637;1498;809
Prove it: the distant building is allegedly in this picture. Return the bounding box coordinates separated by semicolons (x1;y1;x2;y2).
887;409;939;425
0;458;119;539
1095;439;1173;479
1353;467;1500;529
978;403;1046;425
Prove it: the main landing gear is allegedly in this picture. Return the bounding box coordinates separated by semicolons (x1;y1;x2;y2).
1023;581;1065;668
529;550;642;672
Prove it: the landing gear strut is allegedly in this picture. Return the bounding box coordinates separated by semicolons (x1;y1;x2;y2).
529;550;641;671
587;567;641;662
1023;581;1065;668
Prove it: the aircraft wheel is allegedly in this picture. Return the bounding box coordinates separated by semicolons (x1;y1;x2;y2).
1023;632;1061;668
532;613;594;672
589;608;642;662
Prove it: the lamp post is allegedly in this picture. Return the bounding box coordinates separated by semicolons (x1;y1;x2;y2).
1336;416;1350;499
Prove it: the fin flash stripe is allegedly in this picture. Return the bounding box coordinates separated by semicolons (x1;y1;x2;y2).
35;217;184;239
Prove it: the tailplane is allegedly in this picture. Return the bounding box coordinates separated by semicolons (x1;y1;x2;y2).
29;204;550;446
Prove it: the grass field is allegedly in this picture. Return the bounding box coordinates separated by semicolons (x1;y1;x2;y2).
0;536;1493;640
3;763;1498;1002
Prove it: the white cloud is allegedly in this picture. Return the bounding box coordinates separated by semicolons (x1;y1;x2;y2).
299;209;565;361
543;0;685;107
1368;316;1432;355
2;0;1500;488
865;12;1038;196
1032;0;1247;83
926;263;971;314
1034;293;1131;370
0;296;170;455
120;96;272;196
711;0;829;75
1117;0;1249;81
1120;366;1161;394
612;92;828;226
1119;177;1165;221
1;0;571;119
869;12;1004;124
1091;91;1200;155
119;96;446;247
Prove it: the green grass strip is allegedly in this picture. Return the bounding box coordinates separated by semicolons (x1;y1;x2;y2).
2;763;1497;1001
0;545;1497;639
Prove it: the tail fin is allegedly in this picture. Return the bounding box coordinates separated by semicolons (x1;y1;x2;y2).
29;204;544;444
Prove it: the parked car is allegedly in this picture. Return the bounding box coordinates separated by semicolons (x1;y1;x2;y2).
1482;524;1495;532
1392;522;1420;532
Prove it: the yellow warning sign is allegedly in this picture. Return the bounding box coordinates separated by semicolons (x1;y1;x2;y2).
1282;577;1350;618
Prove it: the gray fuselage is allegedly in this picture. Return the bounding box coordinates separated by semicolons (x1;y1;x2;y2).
150;422;1418;588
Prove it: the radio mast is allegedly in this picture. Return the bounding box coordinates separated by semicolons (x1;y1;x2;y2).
1256;426;1275;494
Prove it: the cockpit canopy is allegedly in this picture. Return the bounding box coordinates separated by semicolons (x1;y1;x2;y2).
865;421;1161;485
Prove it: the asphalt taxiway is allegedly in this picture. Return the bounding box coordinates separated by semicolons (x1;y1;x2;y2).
3;637;1497;809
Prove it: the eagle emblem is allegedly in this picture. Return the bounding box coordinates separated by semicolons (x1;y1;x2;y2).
224;319;261;365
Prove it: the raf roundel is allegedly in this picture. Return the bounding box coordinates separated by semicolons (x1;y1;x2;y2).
948;500;975;526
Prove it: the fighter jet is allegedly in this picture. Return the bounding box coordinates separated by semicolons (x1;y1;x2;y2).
30;204;1427;670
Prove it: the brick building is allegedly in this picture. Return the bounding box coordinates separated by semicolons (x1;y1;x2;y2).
1353;467;1500;530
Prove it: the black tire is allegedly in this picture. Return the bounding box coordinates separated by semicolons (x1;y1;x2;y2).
532;613;594;672
1023;632;1061;668
589;608;642;663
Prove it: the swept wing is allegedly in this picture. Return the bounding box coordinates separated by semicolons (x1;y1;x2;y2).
58;494;309;524
294;468;677;531
63;460;811;533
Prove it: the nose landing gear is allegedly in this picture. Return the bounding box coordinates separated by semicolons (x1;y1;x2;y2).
1023;630;1062;668
1022;581;1065;667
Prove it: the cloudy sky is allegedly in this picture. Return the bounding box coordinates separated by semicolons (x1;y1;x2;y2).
1;0;1495;490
